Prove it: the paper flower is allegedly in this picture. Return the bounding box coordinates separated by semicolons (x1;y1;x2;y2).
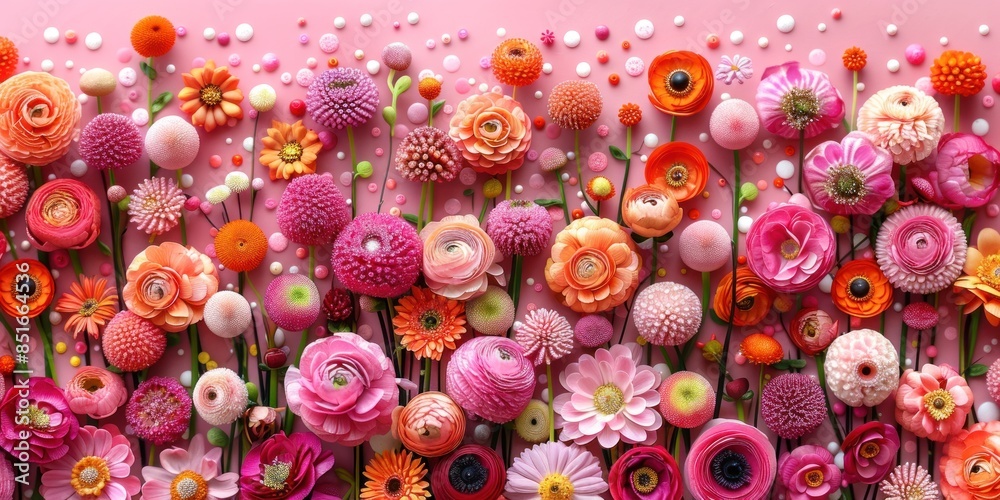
911;132;1000;208
486;200;553;257
880;463;941;500
647;50;714;116
332;212;423;298
144;115;201;171
940;420;1000;499
102;310;166;372
178;60;243;132
788;308;839;356
658;371;715;429
65;366;127;420
449;92;532;174
955;228;1000;326
39;425;140;500
876;204;967;294
895;363;973;442
760;373;826;440
0;71;81;165
392;286;466;361
361;449;430;500
856;85;944;165
514;307;574;365
608;445;682;500
276;173;351;246
745;203;836;293
54;275;118;340
715;54;753;84
548;80;603;130
776;445;842;500
140;433;240;500
260;120;323;180
393;391;465;458
395;126;464;182
307;67;380;130
832;258;893;318
126;376;191;446
713;267;775;326
0;377;79;464
756;61;845;139
25;179;101;251
620;182;683;238
684;419;777;498
804;131;896;215
824;329;899;407
842;421;900;484
239;432;336;500
644;141;709;203
421;214;504;301
505;441;608;499
546;216;641;313
432;444;506;500
123;242;219;332
79;113;143;171
513;400;550;443
632;281;702;346
491;38;543;87
709;98;760;150
445;336;535;423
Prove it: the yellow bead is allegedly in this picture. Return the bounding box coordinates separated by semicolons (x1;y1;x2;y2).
198;352;211;364
70;356;81;367
636;336;648;346
657;268;666;277
206;360;218;370
249;344;258;357
55;342;67;354
680;268;688;275
702;191;710;198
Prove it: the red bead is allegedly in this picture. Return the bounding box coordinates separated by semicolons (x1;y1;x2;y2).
596;50;609;64
571;208;584;220
992;73;1000;94
232;154;243;166
706;34;720;49
831;8;842;19
621;40;631;50
533;116;546;130
608;73;620;86
264;348;287;369
289;99;306;117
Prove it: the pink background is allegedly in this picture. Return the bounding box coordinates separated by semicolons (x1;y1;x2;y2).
3;0;1000;497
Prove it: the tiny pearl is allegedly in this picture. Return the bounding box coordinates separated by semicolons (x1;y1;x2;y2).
939;36;949;46
886;24;898;36
980;24;991;36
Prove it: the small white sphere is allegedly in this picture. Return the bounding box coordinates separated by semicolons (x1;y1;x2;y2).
542;62;553;74
407;12;420;24
763;139;773;148
274;329;285;347
699;133;709;143
243;137;254;152
334;17;347;29
776;14;795;33
534;90;543;99
360;13;373;27
179;371;192;387
40;59;54;72
730;31;744;44
70;159;88;177
353;49;364;60
776;160;795;179
720;93;731;100
496;27;506;37
972;118;990;137
978;402;1000;422
634;19;655;39
886;24;898;36
674;16;685;27
940;36;949;46
235;23;254;42
366;60;381;74
784;44;793;52
269;262;283;275
84;32;102;50
980;24;991;36
818;23;827;32
737;216;753;233
827;442;840;454
203;27;216;40
514;185;523;194
758;37;769;48
856;82;865;92
887;59;901;72
165;64;176;73
181;174;194;189
643;133;659;148
43;27;59;43
563;30;581;48
575;62;591;77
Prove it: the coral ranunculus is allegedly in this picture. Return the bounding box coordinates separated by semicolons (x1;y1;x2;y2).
745;203;836;294
940;420;1000;500
449;92;531;174
0;71;81;165
393;391;466;458
713;267;775;327
123;242;220;333
911;132;1000;209
647;50;714;116
421;215;504;301
25;178;102;251
545;216;641;313
620;183;683;239
643;142;709;202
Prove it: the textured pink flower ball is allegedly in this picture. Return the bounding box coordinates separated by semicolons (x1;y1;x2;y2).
144;115;200;170
332;212;423;298
658;371;715;428
875;204;966;294
574;314;614;348
760;373;826;439
902;301;939;330
678;220;732;272
394;126;463;183
987;357;1000;404
193;367;249;426
709;98;760;150
538;147;568;172
102;310;166;372
486;200;553;257
127;176;185;236
632;281;702;346
276;173;351;246
125;376;192;446
0;154;27;219
446;336;535;423
264;273;321;332
204;290;253;338
79;113;143;171
824;329;899;407
381;42;412;71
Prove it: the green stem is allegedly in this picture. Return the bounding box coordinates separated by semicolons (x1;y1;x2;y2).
148;444;156;468
96;96;103;115
954;94;961;133
556;173;571;224
427;99;433;127
968;309;981;372
36;318;56;383
669;115;677;142
422;357;431;392
347;125;357;217
816;351;845;442
575;131;598;214
268;364;279;408
547;363;555;442
849;71;858;131
754;365;764;427
354;445;364;500
509;255;523;321
68;249;84;278
176;169;188;246
188;323;200;433
427;181;435;223
736;399;745;423
148;56;158;177
417;182;428;232
616;127;632;225
797;130;805;194
249;114;260;221
505;169;512;200
377;71;398;213
477;195;490;224
0;219;18;261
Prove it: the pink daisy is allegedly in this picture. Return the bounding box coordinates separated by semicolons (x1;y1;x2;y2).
141;434;240;499
40;424;141;500
804;131;896;216
715;54;753;84
505;441;608;500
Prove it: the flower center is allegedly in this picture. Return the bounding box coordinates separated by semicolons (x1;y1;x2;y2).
847;276;872;302
736;296;755;311
824;164;869;206
449;454;488;494
575;256;602;279
363;235;382;253
779;87;821;130
923;388;956;421
860;442;880;459
332;373;350;388
710;449;752;490
328;78;357;89
482;119;501;134
278;141;304;163
261;458;292;491
384;476;404;498
170;470;209;500
42;191;81;227
13;274;40;303
664;69;693;97
25;405;49;429
856;361;878;382
804;469;825;488
419;310;442;332
71;456;111;497
199;84;223;106
977;254;1000;289
78;298;100;317
665;164;689;187
538;473;574;500
80;376;105;393
780;239;801;260
630;466;659;494
593;383;625;415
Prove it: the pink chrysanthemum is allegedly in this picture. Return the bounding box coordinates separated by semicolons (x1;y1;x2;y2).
514;308;574;366
574;314;614;348
506;442;608;499
0;154;27;219
445;336;535;423
306;67;380;130
394;126;463;182
547;80;603;130
126;376;192;446
554;343;662;447
264;274;321;332
193;368;248;426
760;373;826;439
902;302;939;330
678;220;732;272
880;463;941;500
332;212;423;298
102;310;166;372
658;371;715;429
538;147;568;172
823;329;899;407
79;113;143;171
276;173;351;246
381;42;412;72
876;204;966;294
709;98;760;150
486;200;553;257
128;176;185;236
632;281;702;346
145;115;200;171
756;61;845;139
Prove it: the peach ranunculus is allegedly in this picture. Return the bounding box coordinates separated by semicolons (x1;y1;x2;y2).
123;242;219;333
940;420;1000;499
894;363;973;442
421;215;504;301
25;179;101;251
448;92;531;175
0;71;82;165
545;216;641;313
392;391;466;458
620;182;683;239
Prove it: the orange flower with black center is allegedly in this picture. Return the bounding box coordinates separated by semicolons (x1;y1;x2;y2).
832;259;892;318
392;287;466;361
361;449;431;500
618;103;642;127
54;276;118;340
842;47;867;71
0;259;54;318
930;50;987;97
491;38;543;88
130;15;176;58
713;267;775;327
644;141;709;202
178;60;244;132
215;219;268;272
739;332;784;365
647;50;714;116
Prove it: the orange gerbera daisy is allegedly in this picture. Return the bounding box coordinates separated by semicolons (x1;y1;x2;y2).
178;60;244;132
361;449;431;500
0;259;55;319
713;267;775;327
54;276;118;340
740;332;784;365
491;38;543;88
930;50;987;97
644;141;709;202
955;228;1000;326
130;15;175;58
214;220;267;272
647;50;714;116
392;287;466;361
259;120;322;180
832;258;892;318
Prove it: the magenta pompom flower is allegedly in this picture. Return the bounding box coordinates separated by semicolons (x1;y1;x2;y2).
631;281;702;346
756;61;845;139
446;336;535;423
554;343;662;447
381;42;412;72
824;329;899;407
709;98;760;150
745;203;836;293
685;419;777;498
760;373;826;440
276;173;351;246
574;314;614;348
505;441;608;499
306;67;380;130
0;377;79;464
264;273;321;332
875;204;966;294
79;113;143;171
804;131;896;215
126;376;192;446
128;176;185;236
513;308;574;366
486;200;553;257
911;132;1000;208
332;212;423;298
394;126;463;182
776;445;842;500
658;371;715;429
0;154;28;219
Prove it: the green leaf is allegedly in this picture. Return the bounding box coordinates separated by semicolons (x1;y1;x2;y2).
431;100;445;117
969;363;989;377
97;240;112;256
708;309;727;326
393;75;412;95
741;390;754;400
165;333;181;347
533;198;563;208
150;91;173;116
722;394;734;402
463;189;474;197
963;212;978;239
772;359;791;370
382;106;397;127
139;61;157;80
106;365;122;374
402;213;418;225
608;145;627;161
630;231;649;244
787;359;807;369
207;427;230;447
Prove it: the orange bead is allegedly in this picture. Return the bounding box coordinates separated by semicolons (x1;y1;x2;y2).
533;116;546;130
689;209;701;220
597;50;609;64
608;73;620;86
774;178;784;188
621;40;631;50
232;154;243;166
328;57;338;67
737;255;747;265
571;208;584;220
785;146;795;156
752;152;765;164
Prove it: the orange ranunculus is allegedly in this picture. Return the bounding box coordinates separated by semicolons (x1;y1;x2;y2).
0;72;81;165
448;92;531;175
647;51;714;117
713;267;775;327
940;420;1000;499
0;259;54;319
178;60;243;132
25;178;101;252
259;120;322;181
954;228;1000;326
545;216;641;313
643;141;709;202
392;391;466;458
491;38;543;88
832;258;892;318
123;242;219;333
620;182;683;239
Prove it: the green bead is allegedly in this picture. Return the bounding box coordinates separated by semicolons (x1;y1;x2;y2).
356;161;374;179
245;382;259;402
207;427;230;447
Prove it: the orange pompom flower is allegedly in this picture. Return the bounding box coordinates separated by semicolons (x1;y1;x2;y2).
491;38;543;88
713;267;775;327
178;60;244;132
644;141;709;203
586;176;615;202
214;220;268;272
418;77;442;101
392;287;466;361
832;258;892;318
0;36;17;83
130;15;176;58
54;276;118;340
930;50;987;97
740;333;784;365
647;50;714;116
842;47;867;71
618;103;642;127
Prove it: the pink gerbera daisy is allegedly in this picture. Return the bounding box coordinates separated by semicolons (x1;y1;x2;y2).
505;441;608;500
141;434;240;499
756;61;845;139
40;425;141;500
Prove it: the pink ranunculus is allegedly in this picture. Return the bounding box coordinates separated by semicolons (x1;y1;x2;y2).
0;377;80;464
445;336;535;423
65;366;128;420
911;132;1000;208
685;419;777;498
421;214;505;301
875;204;967;294
239;432;336;500
804;131;895;215
841;421;900;484
895;363;973;442
745;203;836;294
284;332;398;446
25;178;102;251
608;445;682;500
39;424;140;500
777;445;842;500
449;92;532;175
756;61;845;139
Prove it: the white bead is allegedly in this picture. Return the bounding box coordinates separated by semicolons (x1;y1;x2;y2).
180;371;192;387
776;160;795;179
496;27;506;37
729;31;744;44
643;133;659;148
70;159;87;177
887;59;901;72
980;24;991;36
817;23;827;32
407;12;420;24
334;17;347;29
737;216;753;233
563;30;581;47
243;137;255;152
40;59;54;72
699;133;709;143
819;275;833;293
203;27;216;40
235;23;254;42
886;24;898;36
973;118;990;136
274;329;285;347
542;63;553;74
758;37;769;48
978;402;1000;422
359;14;373;27
514;185;523;194
776;14;795;33
575;62;591;77
43;27;59;43
940;36;949;46
673;16;685;27
84;32;102;50
270;262;283;275
634;19;655;39
366;60;381;75
181;174;194;189
534;90;543;99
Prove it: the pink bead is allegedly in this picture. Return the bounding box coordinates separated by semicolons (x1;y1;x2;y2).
299;34;309;44
367;183;378;193
375;147;384;157
458;29;469;39
200;201;213;214
371;127;381;137
596;124;610;137
386;179;397;190
295;247;308;259
587;152;608;172
850;316;862;329
567;177;578;186
993;74;1000;94
75;342;87;354
395;194;407;204
184;197;201;211
265;198;278;209
831;8;842;19
526;150;539;161
261;53;280;72
803;296;819;308
176;26;187;37
314;265;329;280
315;325;328;338
217;32;230;46
248;109;257;119
762;325;774;335
209;155;223;168
100;262;113;276
269;233;288;252
757;180;768;190
479;57;490;69
905;44;925;65
711;209;722;219
297;17;306;27
318;130;336;149
988;204;1000;217
595;25;610;40
985;95;995;108
228;54;241;66
833;402;846;415
925;345;938;358
733;353;746;365
853;406;868;418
